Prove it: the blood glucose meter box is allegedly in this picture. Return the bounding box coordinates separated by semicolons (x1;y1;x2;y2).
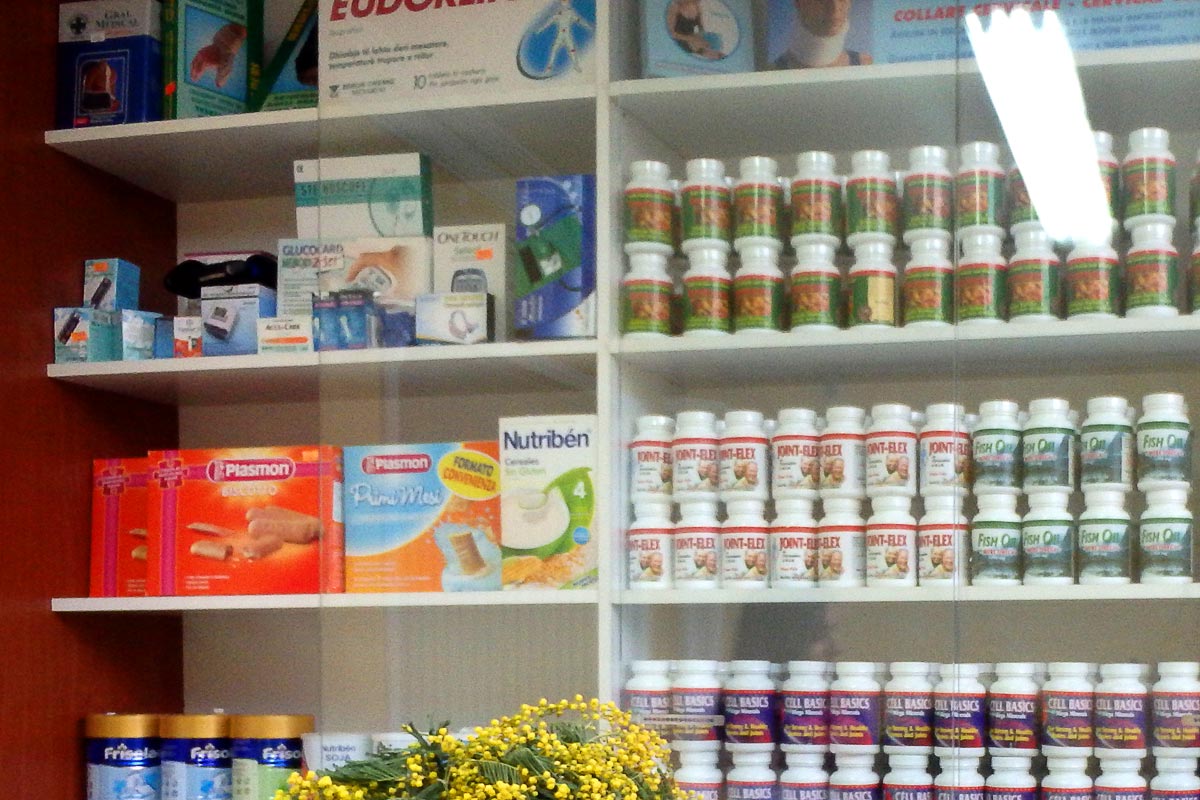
146;446;343;595
342;442;501;593
319;0;596;109
90;458;150;597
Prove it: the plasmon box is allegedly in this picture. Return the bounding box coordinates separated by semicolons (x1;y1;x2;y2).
342;442;501;593
146;446;343;595
90;458;150;597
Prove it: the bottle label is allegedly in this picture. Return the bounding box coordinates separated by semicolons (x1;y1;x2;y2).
818;528;865;584
1041;690;1095;748
956;262;1007;322
792;271;842;328
734;273;785;331
1080;425;1133;487
1066;258;1120;317
888;785;933;800
1042;789;1094;800
773;434;822;495
867;525;917;583
1138;517;1194;579
1095;788;1146;800
622;278;672;335
829;689;882;747
673;437;719;495
1150;790;1199;800
1022;426;1074;489
1009;169;1038;224
957;168;1004;228
792;177;843;238
971;521;1022;583
671;687;722;740
866;431;918;492
1022;520;1075;580
918;524;966;582
904;265;953;324
1137;422;1192;484
920;430;971;491
1094;692;1147;751
1152;691;1200;749
820;434;866;493
1008;257;1059;319
850;271;896;327
933;692;986;749
161;758;230;800
722;528;769;583
725;688;778;744
683;274;732;333
847;176;898;236
680;782;722;800
785;782;831;800
987;692;1039;750
730;781;779;800
937;787;986;800
782;689;830;746
1125;249;1178;310
773;526;819;585
629;530;672;586
719;436;769;495
883;689;933;748
1077;519;1131;581
1192;250;1200;311
834;785;882;800
1101;158;1120;219
735;182;782;240
905;172;952;231
682;184;732;242
988;790;1037;800
973;428;1022;489
1123;155;1175;219
674;527;720;582
630;439;672;498
624;187;675;247
624;688;671;723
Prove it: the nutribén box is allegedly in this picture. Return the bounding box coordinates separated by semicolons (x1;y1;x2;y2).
90;458;150;597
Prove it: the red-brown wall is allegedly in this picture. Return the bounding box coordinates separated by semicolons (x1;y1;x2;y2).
0;0;183;792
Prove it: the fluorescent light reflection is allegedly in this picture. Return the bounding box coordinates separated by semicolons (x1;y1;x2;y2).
967;9;1112;245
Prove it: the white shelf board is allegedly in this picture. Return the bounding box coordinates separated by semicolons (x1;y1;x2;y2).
615;316;1200;387
52;589;598;613
619;583;1200;605
611;45;1200;156
44;86;597;202
47;339;599;404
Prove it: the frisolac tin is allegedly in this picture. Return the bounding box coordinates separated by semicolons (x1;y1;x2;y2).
86;713;160;800
161;714;232;800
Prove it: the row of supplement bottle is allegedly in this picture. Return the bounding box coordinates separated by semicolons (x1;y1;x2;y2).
621;221;1191;337
675;745;1200;800
623;129;1184;257
631;396;1192;505
626;660;1200;757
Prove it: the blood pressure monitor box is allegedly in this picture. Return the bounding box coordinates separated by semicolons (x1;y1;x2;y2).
294;154;433;239
319;0;596;109
200;284;276;356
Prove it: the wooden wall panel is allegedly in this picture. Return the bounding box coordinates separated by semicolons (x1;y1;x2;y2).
0;1;183;795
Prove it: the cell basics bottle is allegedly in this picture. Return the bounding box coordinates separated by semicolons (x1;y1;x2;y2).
673;741;723;800
1152;662;1200;756
781;661;831;751
1040;662;1095;757
883;662;934;754
781;751;830;800
987;662;1040;756
829;662;882;754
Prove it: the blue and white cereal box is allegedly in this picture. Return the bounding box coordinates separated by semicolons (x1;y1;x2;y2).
640;0;755;78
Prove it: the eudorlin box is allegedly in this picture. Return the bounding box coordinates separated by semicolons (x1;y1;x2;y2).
254;0;318;111
433;224;507;341
319;0;596;109
342;442;501;593
294;154;433;239
499;415;597;590
90;458;150;597
162;0;263;118
146;446;343;595
56;0;163;128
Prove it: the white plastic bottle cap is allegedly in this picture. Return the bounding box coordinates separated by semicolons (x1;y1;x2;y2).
852;150;891;174
825;497;862;515
1131;221;1176;245
1083;488;1127;506
1157;758;1200;772
995;662;1037;676
731;660;772;673
1049;662;1090;676
980;400;1020;417
638;414;675;431
837;661;877;675
673;739;722;753
677;410;717;428
872;496;912;513
1047;756;1089;771
925;402;965;420
1014;225;1052;251
871;403;912;420
796;151;837;175
725;410;766;428
910;237;949;258
687;159;727;182
960;141;1001;167
1087;397;1129;416
855;240;895;260
631;161;671;182
1147;488;1191;506
1143;393;1187;413
909;146;949;170
688;247;729;272
1129;127;1171;153
836;753;876;767
890;661;931;675
741;156;780;180
779;408;819;426
796;241;837;262
939;663;981;679
991;757;1032;771
786;752;828;766
1100;663;1144;679
676;659;722;672
1094;131;1115;157
889;753;930;768
1159;662;1200;678
739;243;780;264
827;406;867;425
777;498;815;515
787;660;830;674
727;499;766;516
961;231;1003;254
1029;398;1071;416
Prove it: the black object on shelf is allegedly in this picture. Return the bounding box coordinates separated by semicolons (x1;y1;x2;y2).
164;253;278;299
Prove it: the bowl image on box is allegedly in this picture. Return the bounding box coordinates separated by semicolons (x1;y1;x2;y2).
502;468;594;560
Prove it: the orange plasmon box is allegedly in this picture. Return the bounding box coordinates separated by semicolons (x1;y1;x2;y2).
90;458;150;597
146;446;343;596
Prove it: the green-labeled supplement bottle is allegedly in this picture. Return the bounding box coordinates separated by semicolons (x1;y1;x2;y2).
973;399;1022;494
1079;396;1133;492
1095;130;1121;225
733;244;785;334
1137;392;1192;491
971;494;1022;586
904;145;953;239
1139;488;1194;583
1023;397;1075;494
681;158;733;249
903;235;953;327
789;240;842;330
846;150;898;245
1077;489;1132;585
623;160;676;255
848;240;897;327
1065;237;1120;319
957;141;1005;232
1021;491;1075;585
734;156;782;246
956;231;1007;325
682;246;732;336
1125;220;1179;318
1007;225;1061;322
1122;127;1175;225
621;252;673;337
1008;166;1038;227
791;151;843;246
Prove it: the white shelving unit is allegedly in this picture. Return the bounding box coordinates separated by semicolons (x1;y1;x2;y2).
47;1;1200;729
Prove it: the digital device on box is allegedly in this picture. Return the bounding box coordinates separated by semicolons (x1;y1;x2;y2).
434;224;507;342
56;0;163;128
640;0;755;78
199;284;276;356
84;258;141;311
54;308;120;363
162;0;263;118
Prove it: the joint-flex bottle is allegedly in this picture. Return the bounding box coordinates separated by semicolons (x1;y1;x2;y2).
1094;664;1148;759
723;500;770;588
847;150;898;247
1042;757;1092;800
830;753;880;800
1150;758;1200;800
867;497;918;587
792;241;843;330
919;495;968;585
674;741;723;800
933;663;986;757
1078;490;1132;585
1153;662;1200;756
973;400;1022;494
867;403;918;498
1139;488;1193;583
1022;491;1075;584
1125;220;1179;317
675;500;721;589
725;661;778;745
782;661;831;751
682;159;733;252
672;660;723;742
1123;127;1176;228
987;758;1037;800
935;756;985;800
1080;397;1134;492
1096;131;1120;224
774;499;819;588
628;501;674;588
883;662;934;754
735;156;783;248
721;410;770;502
849;241;898;328
971;494;1022;586
957;231;1008;324
631;415;674;503
1066;236;1121;319
774;408;822;501
781;751;829;800
821;407;868;499
920;403;971;496
829;662;882;753
674;411;720;501
987;663;1039;756
1041;662;1095;756
958;141;1005;234
625;661;671;724
819;498;866;587
1093;756;1146;800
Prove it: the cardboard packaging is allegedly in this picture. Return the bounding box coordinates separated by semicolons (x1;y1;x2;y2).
319;0;596;109
313;237;433;304
514;175;596;339
640;0;755;78
199;284;276;357
415;293;493;346
343;442;501;593
294;154;433;240
254;0;317;111
174;316;203;356
154;317;174;358
162;0;263;118
57;0;163;128
334;290;376;349
146;445;343;595
121;309;163;360
90;458;150;597
433;224;507;341
85;258;141;311
276;238;333;317
54;308;120;363
257;315;314;354
500;415;597;590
